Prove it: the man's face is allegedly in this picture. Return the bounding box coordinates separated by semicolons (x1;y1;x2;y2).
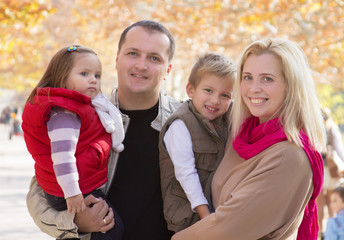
116;26;172;100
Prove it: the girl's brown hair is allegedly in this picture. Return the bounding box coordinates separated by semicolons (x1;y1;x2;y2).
26;45;97;103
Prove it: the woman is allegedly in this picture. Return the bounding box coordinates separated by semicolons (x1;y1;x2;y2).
172;38;326;240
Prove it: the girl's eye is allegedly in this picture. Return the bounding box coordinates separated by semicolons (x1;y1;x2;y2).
95;74;101;79
81;72;87;76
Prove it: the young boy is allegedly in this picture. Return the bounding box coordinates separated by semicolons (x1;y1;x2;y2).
159;52;235;232
324;186;344;239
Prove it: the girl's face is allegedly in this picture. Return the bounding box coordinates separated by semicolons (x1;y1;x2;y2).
66;52;101;99
240;53;287;123
330;192;344;214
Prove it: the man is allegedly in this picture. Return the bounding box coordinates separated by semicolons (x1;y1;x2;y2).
26;20;182;240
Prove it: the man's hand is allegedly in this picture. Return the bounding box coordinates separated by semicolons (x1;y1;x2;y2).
74;194;115;233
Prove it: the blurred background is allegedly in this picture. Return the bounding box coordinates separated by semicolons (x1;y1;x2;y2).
1;0;344;125
0;1;343;239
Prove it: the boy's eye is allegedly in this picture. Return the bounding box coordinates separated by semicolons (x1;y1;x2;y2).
95;74;101;79
128;52;137;56
81;72;87;76
222;93;231;99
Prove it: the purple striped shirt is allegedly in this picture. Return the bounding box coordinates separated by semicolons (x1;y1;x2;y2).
47;107;81;198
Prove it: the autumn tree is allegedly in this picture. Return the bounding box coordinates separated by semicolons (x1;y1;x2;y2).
1;0;343;124
0;0;55;91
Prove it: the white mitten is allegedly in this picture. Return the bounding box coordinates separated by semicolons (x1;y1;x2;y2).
92;93;124;152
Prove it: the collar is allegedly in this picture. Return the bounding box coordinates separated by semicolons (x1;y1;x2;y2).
337;209;344;216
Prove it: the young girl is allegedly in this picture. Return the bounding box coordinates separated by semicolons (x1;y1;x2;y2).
22;45;124;240
324;186;344;239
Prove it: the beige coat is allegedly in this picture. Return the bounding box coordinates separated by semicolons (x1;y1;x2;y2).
172;140;314;240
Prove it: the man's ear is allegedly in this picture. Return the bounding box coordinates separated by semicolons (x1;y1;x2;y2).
186;82;194;98
164;64;172;80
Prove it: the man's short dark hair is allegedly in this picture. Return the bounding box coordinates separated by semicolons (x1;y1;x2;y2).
118;20;175;62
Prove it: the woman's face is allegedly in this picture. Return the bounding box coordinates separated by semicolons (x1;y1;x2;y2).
240;53;287;123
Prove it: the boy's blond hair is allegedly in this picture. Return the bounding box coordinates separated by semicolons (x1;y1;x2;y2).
188;52;236;87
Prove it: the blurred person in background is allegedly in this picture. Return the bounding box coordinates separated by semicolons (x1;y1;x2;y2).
324;186;344;239
318;107;344;238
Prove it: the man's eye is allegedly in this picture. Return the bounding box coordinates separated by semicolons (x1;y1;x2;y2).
151;56;160;62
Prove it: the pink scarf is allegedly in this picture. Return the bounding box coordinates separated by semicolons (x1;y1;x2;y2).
233;117;323;240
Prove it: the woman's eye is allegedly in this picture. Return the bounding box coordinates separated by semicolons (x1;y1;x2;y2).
243;75;252;81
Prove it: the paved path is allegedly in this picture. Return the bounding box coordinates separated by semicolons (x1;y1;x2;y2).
0;124;52;240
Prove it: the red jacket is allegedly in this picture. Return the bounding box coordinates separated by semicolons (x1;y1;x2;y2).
22;88;111;197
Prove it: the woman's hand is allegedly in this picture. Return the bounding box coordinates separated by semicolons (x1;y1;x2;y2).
74;194;115;233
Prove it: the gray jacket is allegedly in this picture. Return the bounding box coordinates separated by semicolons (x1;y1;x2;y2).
26;89;182;239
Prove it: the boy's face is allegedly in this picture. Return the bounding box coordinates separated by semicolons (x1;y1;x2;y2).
330;192;344;214
187;74;233;121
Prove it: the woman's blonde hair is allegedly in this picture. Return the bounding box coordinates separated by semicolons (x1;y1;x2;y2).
231;38;326;150
188;52;236;88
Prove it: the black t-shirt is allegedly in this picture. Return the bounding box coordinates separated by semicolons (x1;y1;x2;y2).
107;102;173;240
